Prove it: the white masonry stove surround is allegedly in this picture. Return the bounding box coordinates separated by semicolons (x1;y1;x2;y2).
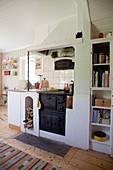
21;92;39;137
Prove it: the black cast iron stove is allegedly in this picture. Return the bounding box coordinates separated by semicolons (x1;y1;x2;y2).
39;93;66;135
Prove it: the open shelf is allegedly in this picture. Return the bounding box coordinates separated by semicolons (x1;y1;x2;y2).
91;139;110;146
2;62;17;65
2;59;18;76
92;106;111;110
91;123;111;128
3;68;17;70
91;37;113;43
93;63;110;66
91;87;111;91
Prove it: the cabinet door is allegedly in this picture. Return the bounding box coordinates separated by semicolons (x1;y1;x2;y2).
8;92;21;126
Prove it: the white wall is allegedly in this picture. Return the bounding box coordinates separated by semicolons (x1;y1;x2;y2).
19;54;74;89
66;0;90;150
35;15;78;47
43;56;74;89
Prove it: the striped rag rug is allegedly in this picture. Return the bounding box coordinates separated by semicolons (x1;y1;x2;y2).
0;141;59;170
0;113;8;121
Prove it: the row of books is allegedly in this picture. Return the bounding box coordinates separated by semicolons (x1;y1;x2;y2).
93;70;109;87
92;109;110;124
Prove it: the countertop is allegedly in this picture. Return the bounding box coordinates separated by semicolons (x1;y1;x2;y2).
8;89;72;95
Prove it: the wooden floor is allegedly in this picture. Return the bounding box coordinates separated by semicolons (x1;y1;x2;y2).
0;105;113;170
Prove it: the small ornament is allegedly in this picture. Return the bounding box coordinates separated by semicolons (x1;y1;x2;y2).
106;32;112;38
98;32;104;38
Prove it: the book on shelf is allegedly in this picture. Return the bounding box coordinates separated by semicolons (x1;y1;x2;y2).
102;72;105;87
98;69;102;87
97;111;100;123
92;110;100;123
94;110;97;123
109;73;110;87
105;71;109;87
95;72;98;87
92;109;94;123
92;94;96;106
93;53;97;64
93;71;95;87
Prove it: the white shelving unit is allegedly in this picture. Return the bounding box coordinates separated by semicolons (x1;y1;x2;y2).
90;38;112;155
2;61;18;76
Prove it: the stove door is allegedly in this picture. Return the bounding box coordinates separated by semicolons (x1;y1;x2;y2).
40;94;57;110
45;96;56;110
40;113;51;130
51;114;65;135
39;111;65;135
52;116;60;130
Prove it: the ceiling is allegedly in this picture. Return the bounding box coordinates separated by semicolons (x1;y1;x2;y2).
0;0;113;52
0;0;77;52
88;0;113;39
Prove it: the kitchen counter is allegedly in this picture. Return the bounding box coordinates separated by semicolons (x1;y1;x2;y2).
8;89;45;92
8;89;71;95
38;91;71;95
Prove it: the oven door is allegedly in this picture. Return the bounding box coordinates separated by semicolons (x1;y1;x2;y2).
40;94;57;110
39;111;65;135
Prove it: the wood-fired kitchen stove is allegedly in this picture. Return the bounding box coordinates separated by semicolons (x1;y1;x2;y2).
39;93;66;136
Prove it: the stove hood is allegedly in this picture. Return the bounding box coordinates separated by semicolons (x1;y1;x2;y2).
36;46;75;59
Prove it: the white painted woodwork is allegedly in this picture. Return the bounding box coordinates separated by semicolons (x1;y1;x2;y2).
90;38;113;156
8;91;21;126
90;140;111;155
20;92;39;136
40;131;65;143
67;0;90;150
66;94;90;150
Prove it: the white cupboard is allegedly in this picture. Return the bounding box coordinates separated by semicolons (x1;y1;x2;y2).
8;91;21;127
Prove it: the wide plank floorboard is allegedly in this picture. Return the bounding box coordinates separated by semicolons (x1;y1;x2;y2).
0;105;113;170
